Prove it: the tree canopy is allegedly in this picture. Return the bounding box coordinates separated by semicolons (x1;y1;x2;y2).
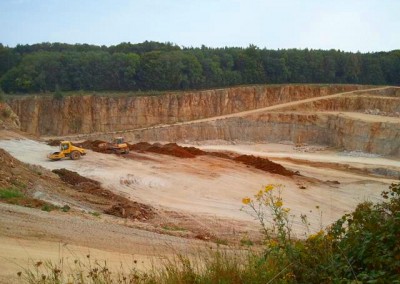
0;41;399;94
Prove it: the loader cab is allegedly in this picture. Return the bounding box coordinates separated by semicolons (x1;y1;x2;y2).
114;137;124;145
60;141;71;152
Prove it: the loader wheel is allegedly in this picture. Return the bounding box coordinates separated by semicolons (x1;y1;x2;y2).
70;151;81;160
124;148;130;154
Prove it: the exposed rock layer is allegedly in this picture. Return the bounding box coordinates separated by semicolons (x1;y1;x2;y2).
8;85;364;136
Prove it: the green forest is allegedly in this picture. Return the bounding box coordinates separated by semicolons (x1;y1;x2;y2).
0;41;399;94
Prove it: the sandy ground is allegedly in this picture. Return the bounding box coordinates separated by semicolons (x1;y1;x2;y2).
0;139;395;235
191;143;400;169
0;203;201;283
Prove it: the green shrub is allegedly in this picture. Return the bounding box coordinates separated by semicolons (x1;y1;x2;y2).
41;204;58;212
327;182;400;282
241;183;400;283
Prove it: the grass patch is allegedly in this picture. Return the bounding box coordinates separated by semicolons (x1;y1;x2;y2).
0;187;24;199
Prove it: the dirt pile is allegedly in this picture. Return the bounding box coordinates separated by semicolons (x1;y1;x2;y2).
129;142;152;151
234;155;295;176
129;142;205;158
104;202;153;220
46;139;62;146
52;168;154;221
52;169;100;190
147;143;196;158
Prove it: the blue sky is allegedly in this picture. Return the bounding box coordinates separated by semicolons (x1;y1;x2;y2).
0;0;399;52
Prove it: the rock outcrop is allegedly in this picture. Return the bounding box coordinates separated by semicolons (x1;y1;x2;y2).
0;103;20;130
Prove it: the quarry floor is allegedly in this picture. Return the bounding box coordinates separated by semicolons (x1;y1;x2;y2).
1;135;399;282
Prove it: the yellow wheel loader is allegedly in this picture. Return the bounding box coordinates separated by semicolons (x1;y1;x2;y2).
98;137;130;154
48;141;86;161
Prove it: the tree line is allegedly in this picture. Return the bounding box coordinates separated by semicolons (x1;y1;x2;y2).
0;41;399;94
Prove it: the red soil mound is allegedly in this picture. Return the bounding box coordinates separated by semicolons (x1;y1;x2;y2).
147;143;195;158
128;142;152;152
129;142;197;158
234;155;294;177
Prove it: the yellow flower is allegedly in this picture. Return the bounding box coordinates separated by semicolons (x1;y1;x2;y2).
275;200;283;207
283;208;290;213
268;239;278;247
242;197;251;205
255;190;263;200
264;184;274;192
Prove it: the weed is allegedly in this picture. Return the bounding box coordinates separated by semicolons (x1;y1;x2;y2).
10;178;27;190
41;204;58;212
240;237;254;246
215;238;228;246
162;225;187;231
61;205;70;212
90;211;101;217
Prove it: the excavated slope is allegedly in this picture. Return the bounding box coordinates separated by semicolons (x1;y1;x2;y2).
8;85;364;136
117;86;399;157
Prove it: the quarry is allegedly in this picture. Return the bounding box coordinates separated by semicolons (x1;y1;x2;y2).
0;84;400;282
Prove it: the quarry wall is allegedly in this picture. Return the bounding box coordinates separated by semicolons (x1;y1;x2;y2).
8;85;364;136
126;112;400;157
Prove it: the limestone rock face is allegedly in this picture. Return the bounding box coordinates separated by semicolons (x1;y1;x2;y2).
130;112;400;157
8;85;363;136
